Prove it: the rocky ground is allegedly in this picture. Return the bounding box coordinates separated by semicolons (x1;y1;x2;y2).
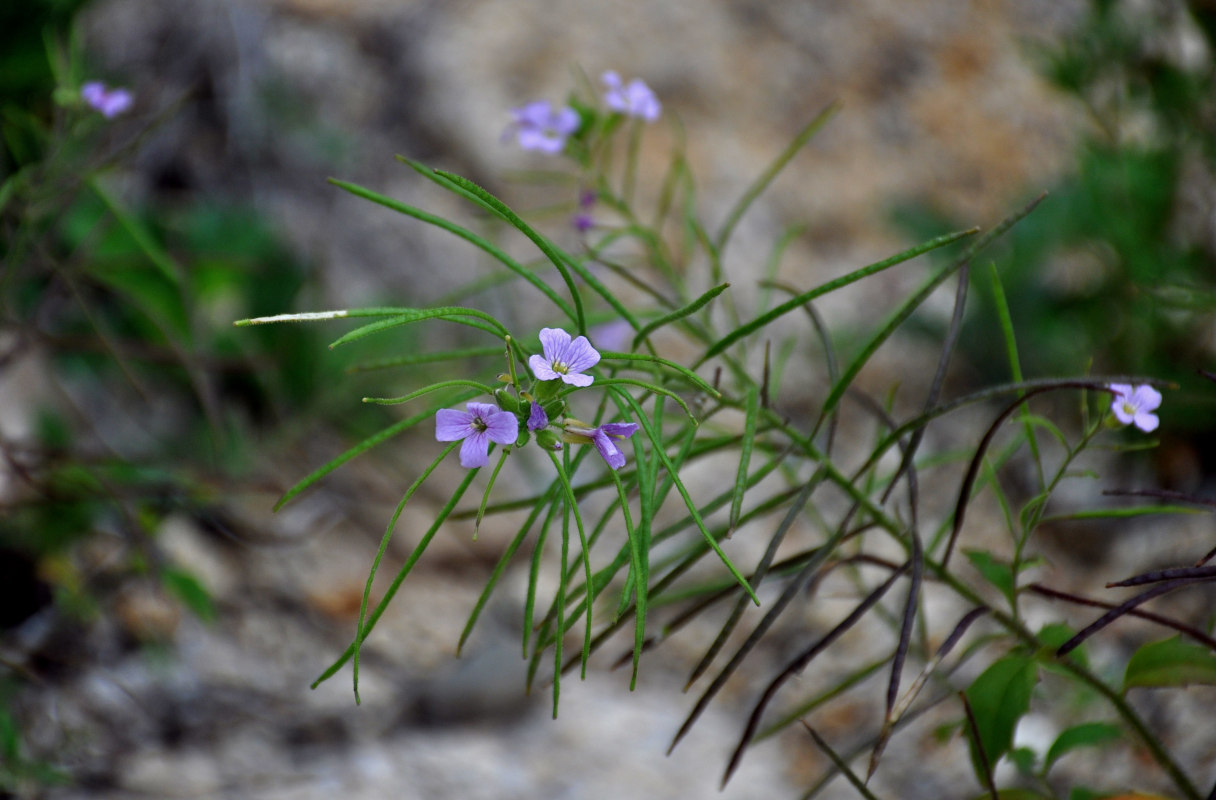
8;0;1216;798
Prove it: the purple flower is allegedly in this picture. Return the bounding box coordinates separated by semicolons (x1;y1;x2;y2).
435;402;519;468
572;189;596;232
1109;384;1161;433
81;82;133;118
565;422;640;470
529;327;600;387
588;319;631;352
601;71;660;122
509;100;580;154
527;402;549;431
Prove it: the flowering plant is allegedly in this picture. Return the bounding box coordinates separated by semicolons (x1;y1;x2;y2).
237;69;1214;800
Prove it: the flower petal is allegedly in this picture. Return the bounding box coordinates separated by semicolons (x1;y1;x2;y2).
529;353;559;381
527;402;548;431
459;432;491;468
435;408;472;441
600;422;640;440
560;335;601;374
538;328;571;362
559;372;594;388
485;409;520;445
1132;385;1162;413
1134;411;1160;433
592;431;627;470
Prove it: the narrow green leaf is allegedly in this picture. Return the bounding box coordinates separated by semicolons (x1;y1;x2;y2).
353;443;456;703
89;177;181;286
698;227;976;364
714;101;840;254
729;385;760;532
347;346;503;373
594;378;696;421
459;484;559;655
631;282;730;350
1043;722;1123;772
611;388;759;605
432;169;587;333
237;306;428;326
1039;505;1204;524
275;391;478;510
1123;635;1216;691
328;307;508;348
599;352;719;396
329;177;576;320
160;567;215;622
989;263;1041;483
611;466;646;688
363;379;495;406
311;467;478;690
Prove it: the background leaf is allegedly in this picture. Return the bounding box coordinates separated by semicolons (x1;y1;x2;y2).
1122;636;1216;691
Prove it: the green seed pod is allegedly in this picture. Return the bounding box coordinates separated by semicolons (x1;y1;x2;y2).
494;388;521;413
536;429;563;452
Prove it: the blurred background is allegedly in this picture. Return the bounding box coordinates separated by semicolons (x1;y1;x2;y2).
3;0;1215;797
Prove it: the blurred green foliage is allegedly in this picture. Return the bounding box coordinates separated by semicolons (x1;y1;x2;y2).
898;0;1216;441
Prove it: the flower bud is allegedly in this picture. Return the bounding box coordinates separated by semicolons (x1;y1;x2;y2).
536;429;564;451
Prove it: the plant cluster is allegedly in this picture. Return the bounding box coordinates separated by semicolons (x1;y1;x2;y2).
244;66;1216;799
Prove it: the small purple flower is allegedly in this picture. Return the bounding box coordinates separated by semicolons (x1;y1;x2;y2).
572;189;596;232
565;421;640;470
1109;384;1162;433
529;327;600;387
435;402;519;468
589;319;632;352
527;402;549;431
81;82;133;118
601;71;660;122
509;100;580;154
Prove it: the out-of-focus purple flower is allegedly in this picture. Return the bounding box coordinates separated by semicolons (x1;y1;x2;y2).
589;319;632;353
529;327;600;387
601;71;660;122
81;82;133;118
527;402;549;431
1109;384;1162;432
509;100;580;154
572;189;596;232
564;421;640;470
435;402;519;468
